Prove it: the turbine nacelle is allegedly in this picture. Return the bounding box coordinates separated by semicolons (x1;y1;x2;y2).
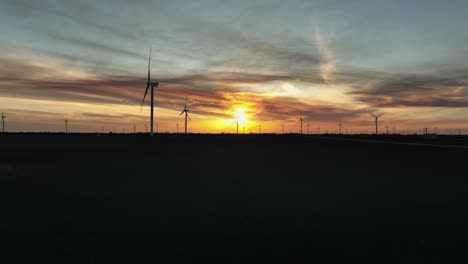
146;81;159;87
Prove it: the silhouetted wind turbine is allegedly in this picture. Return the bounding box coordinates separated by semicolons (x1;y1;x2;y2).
233;120;239;134
178;97;190;134
297;113;307;134
1;112;5;134
337;120;343;134
307;121;310;134
370;112;384;135
282;124;284;134
140;48;159;137
65;118;68;133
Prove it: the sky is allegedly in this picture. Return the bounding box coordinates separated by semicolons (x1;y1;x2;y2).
1;0;468;134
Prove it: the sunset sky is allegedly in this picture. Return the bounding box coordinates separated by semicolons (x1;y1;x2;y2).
1;0;467;134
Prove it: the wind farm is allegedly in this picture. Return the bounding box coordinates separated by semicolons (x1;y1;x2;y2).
3;1;468;263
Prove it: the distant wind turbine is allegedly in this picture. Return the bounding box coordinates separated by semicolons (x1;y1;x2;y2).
370;112;384;135
178;97;190;134
65;118;68;133
140;48;159;137
297;113;307;134
1;112;5;134
337;120;343;134
233;120;239;134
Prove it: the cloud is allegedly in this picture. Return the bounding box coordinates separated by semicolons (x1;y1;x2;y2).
351;73;468;107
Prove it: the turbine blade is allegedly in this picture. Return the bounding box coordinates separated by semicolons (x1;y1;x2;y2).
378;113;384;117
187;113;191;120
179;111;184;117
140;84;150;111
148;48;152;82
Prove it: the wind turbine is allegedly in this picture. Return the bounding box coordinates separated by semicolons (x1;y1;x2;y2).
1;112;5;134
140;48;159;137
233;120;239;134
65;118;68;133
307;121;310;134
337;120;343;134
297;113;307;134
370;112;384;135
178;97;190;134
282;124;285;134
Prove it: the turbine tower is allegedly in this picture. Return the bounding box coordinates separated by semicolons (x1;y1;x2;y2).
297;113;307;134
178;97;190;134
337;120;343;134
140;48;159;137
1;112;5;134
234;120;239;134
65;118;68;133
370;112;384;135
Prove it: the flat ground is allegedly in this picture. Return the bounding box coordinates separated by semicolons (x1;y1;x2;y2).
5;134;468;263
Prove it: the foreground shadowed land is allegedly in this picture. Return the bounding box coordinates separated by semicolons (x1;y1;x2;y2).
6;134;468;263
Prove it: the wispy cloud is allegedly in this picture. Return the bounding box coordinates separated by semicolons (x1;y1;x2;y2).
314;27;335;84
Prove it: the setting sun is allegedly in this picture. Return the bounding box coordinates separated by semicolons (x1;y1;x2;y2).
234;108;248;126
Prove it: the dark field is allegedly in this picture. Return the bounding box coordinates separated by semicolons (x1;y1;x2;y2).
5;134;468;263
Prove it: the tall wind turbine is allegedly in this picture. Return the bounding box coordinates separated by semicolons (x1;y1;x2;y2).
65;118;68;133
178;97;190;134
1;112;5;134
370;112;384;135
297;113;307;134
140;48;159;136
